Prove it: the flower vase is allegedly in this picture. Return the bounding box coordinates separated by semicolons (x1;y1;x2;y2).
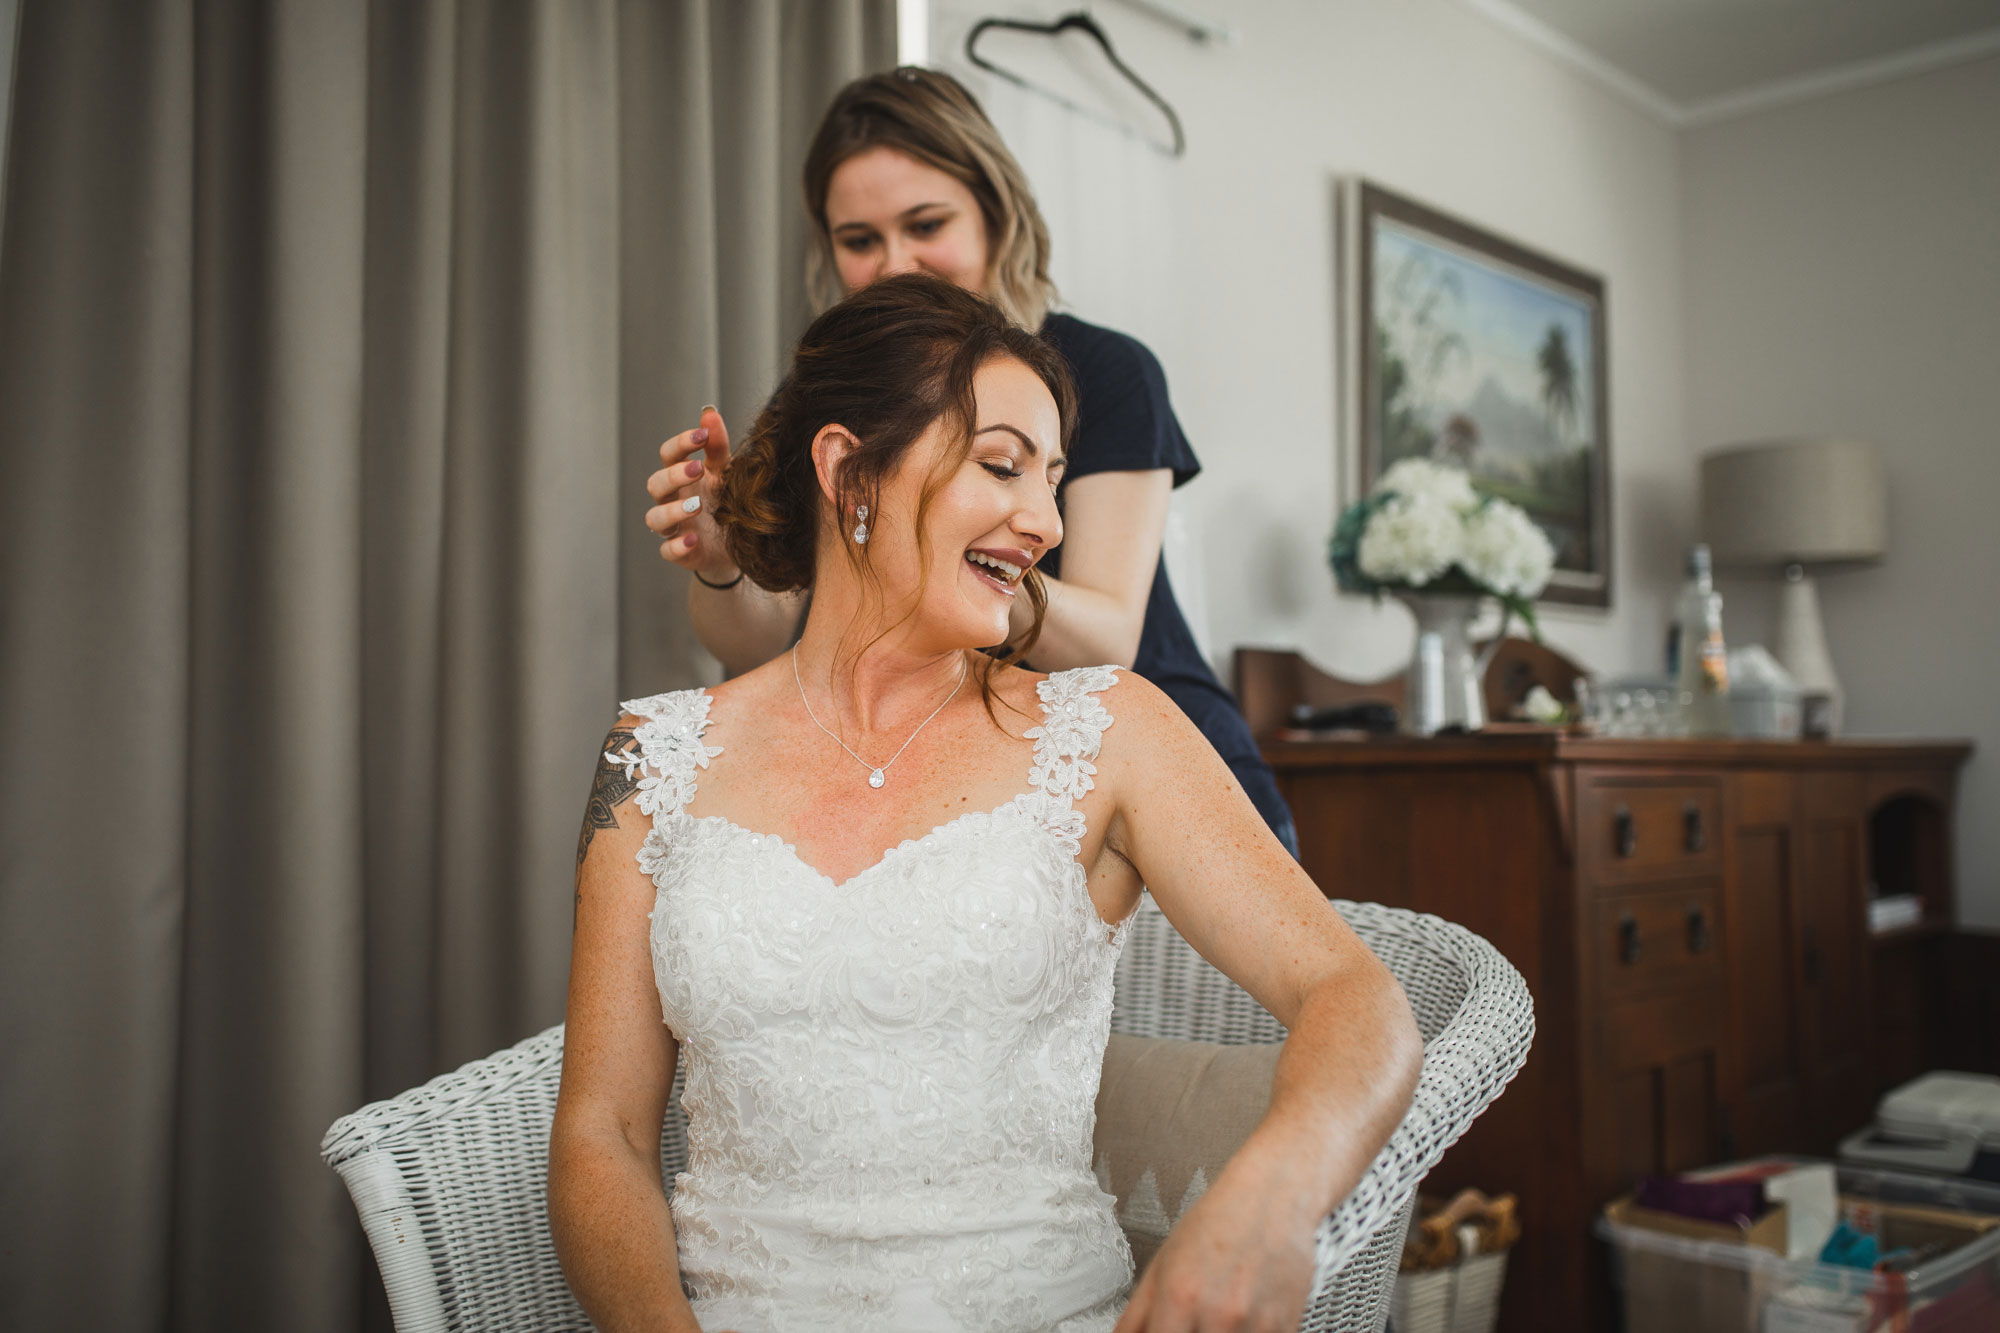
1398;593;1492;735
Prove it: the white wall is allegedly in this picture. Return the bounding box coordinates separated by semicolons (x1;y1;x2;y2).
930;0;1689;684
1683;55;2000;924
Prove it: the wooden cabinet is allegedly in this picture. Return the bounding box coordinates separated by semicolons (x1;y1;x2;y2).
1723;769;1805;1158
1258;724;1969;1333
1796;770;1875;1148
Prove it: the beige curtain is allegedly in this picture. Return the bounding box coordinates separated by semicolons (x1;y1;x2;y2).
0;3;894;1329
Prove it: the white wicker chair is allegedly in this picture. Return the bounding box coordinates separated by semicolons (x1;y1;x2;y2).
322;898;1533;1332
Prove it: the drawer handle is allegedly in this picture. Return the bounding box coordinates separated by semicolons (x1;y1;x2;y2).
1618;913;1642;965
1687;905;1711;955
1684;802;1706;854
1802;924;1822;984
1614;806;1637;858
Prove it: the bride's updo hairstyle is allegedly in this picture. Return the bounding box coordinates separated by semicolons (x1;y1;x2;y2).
713;272;1075;670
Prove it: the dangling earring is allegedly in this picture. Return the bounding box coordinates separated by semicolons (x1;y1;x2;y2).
852;504;870;545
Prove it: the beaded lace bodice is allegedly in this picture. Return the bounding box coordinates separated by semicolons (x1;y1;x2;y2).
617;666;1134;1332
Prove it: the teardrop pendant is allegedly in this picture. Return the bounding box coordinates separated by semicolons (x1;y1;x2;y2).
868;768;885;789
852;522;868;545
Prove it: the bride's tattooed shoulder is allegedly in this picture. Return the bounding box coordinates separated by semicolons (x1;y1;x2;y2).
577;724;641;866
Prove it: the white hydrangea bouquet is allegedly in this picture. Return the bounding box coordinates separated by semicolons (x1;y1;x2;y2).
1329;457;1557;637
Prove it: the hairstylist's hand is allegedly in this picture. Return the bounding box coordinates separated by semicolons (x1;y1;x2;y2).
645;407;735;579
1113;1164;1316;1333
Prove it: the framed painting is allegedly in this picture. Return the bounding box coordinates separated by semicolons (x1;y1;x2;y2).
1353;181;1611;608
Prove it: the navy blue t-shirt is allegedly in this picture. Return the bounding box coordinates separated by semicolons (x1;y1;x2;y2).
1037;313;1295;853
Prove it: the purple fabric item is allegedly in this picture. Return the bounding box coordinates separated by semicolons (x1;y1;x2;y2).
1634;1176;1769;1227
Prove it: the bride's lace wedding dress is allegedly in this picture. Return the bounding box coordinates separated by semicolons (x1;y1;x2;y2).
616;665;1135;1332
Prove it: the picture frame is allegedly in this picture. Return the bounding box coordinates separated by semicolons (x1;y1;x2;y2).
1346;180;1612;608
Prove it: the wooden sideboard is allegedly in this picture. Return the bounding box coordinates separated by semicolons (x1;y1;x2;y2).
1260;724;1970;1331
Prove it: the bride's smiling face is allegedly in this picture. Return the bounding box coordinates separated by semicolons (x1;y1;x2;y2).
837;355;1065;651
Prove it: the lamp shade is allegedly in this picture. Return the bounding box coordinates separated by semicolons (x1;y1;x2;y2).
1700;438;1887;567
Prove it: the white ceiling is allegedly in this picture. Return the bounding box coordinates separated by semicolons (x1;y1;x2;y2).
1464;0;2000;124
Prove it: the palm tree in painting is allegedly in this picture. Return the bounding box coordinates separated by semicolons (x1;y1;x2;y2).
1537;323;1577;445
1432;413;1480;468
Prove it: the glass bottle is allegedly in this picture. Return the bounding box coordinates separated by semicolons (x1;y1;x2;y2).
1675;544;1732;736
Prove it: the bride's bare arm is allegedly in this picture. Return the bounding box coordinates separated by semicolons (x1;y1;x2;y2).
549;717;704;1333
1097;678;1424;1332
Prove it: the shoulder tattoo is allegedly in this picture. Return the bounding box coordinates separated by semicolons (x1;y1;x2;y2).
576;726;641;866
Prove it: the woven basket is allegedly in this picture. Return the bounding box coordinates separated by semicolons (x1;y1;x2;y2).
1389;1248;1508;1333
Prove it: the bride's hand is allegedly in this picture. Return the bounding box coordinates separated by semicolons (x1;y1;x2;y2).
1113;1165;1317;1332
645;407;736;579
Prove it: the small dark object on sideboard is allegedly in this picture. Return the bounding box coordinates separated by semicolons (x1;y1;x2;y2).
1289;700;1399;734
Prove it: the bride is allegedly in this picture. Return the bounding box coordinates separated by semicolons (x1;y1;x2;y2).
548;274;1422;1333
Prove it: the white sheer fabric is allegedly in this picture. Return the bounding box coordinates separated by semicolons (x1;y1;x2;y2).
616;666;1135;1331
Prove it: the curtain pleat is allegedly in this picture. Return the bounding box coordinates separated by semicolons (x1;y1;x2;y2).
0;3;895;1330
174;0;373;1322
0;4;197;1330
357;0;457;1118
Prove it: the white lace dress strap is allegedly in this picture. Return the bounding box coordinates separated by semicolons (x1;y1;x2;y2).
611;688;723;823
1022;665;1121;853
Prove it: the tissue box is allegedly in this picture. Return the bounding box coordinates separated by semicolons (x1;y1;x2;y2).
1726;645;1804;739
1731;684;1802;739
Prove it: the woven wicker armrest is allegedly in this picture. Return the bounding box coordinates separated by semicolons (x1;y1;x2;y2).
322;1027;569;1170
1313;901;1535;1270
322;1028;691;1333
1110;896;1535;1331
322;1028;575;1332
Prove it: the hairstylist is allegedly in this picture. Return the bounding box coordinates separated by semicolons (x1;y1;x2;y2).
645;67;1296;855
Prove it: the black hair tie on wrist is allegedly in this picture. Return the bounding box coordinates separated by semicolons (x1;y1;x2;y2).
694;568;745;591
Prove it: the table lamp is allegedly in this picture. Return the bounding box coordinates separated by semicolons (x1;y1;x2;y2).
1700;438;1887;736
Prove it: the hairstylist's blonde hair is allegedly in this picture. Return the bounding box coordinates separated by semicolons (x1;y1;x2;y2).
803;67;1058;331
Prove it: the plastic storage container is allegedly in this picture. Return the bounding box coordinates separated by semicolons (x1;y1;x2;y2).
1598;1161;2000;1333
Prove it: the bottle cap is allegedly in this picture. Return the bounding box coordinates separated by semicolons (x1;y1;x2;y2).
1686;544;1713;579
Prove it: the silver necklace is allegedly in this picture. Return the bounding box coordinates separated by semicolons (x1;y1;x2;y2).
792;646;967;790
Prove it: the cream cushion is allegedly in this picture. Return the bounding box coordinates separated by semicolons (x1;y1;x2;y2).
1092;1033;1282;1268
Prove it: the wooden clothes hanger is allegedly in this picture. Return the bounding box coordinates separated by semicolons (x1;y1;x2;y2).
964;11;1187;158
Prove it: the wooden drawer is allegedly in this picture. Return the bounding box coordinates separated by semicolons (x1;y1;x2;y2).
1580;779;1722;885
1593;881;1724;1001
1595;882;1727;1076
